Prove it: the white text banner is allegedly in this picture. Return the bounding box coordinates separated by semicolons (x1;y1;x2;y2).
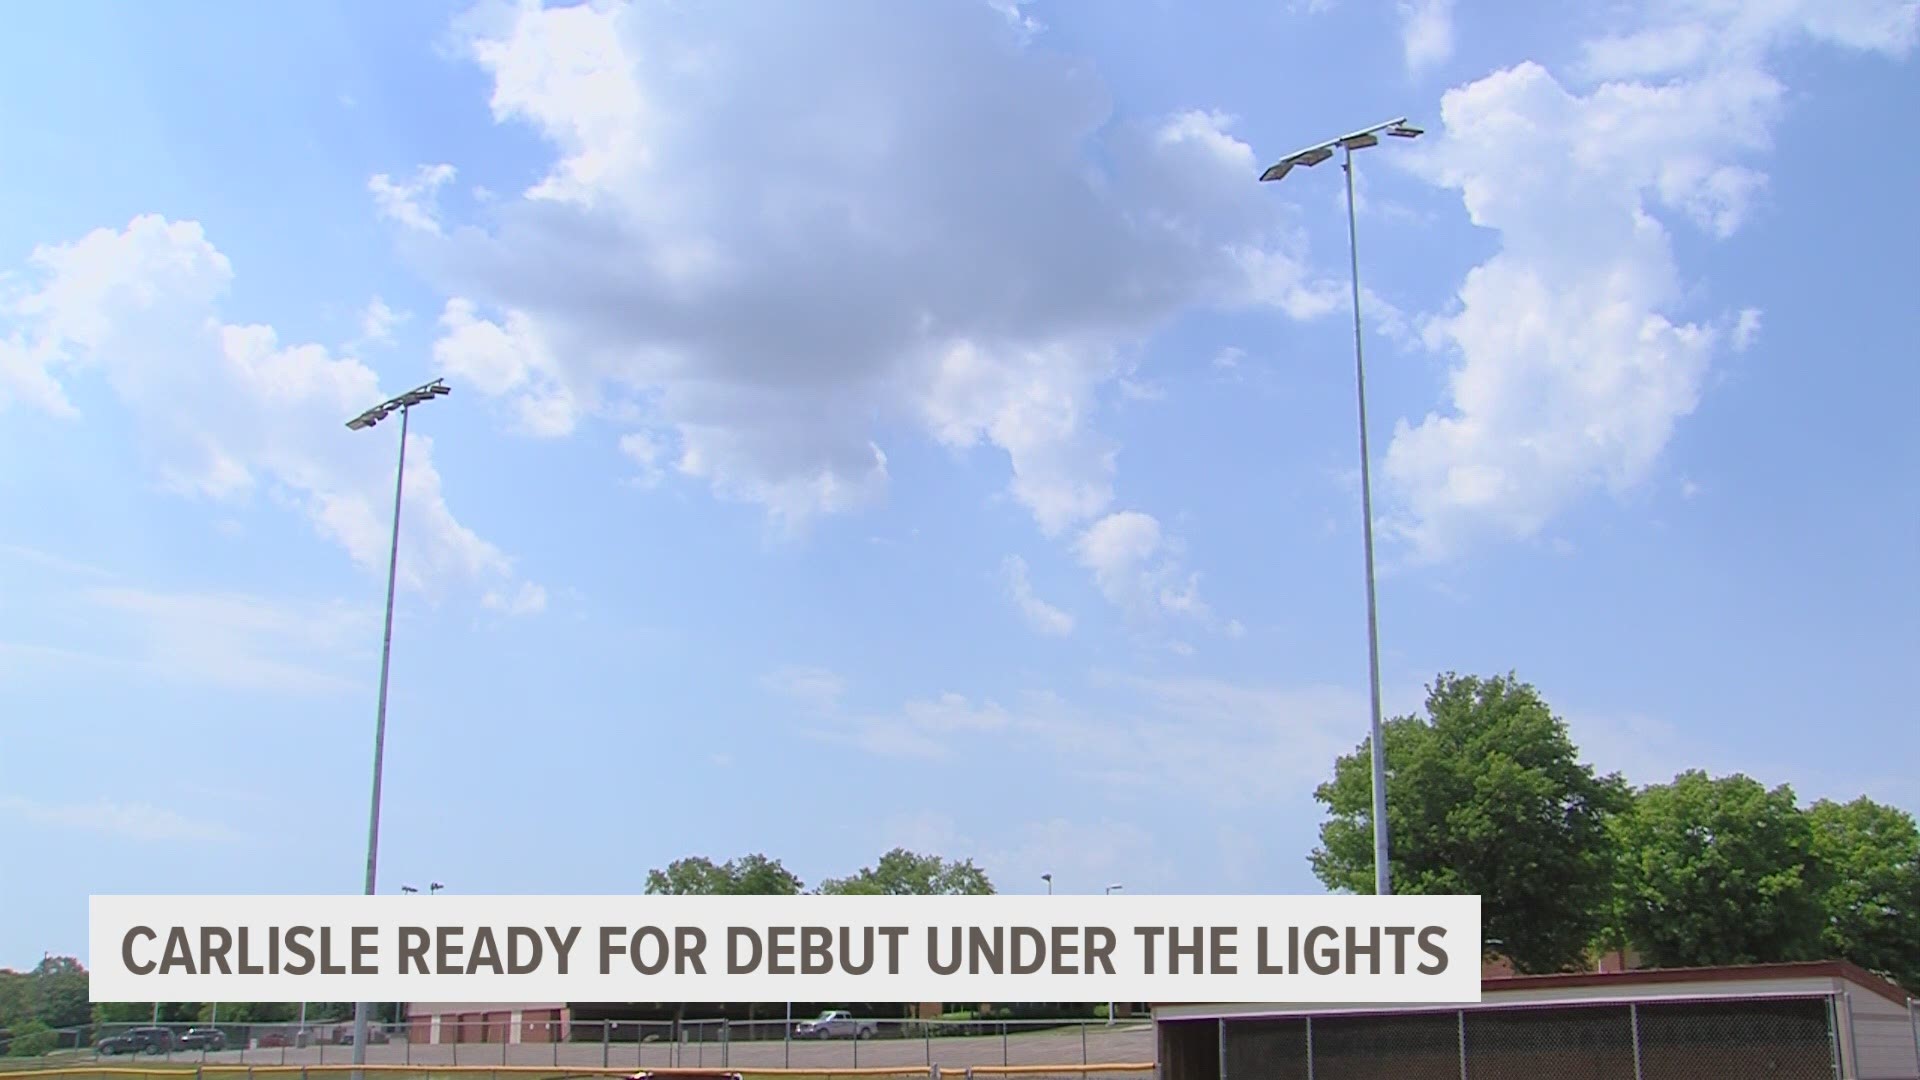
90;894;1481;1003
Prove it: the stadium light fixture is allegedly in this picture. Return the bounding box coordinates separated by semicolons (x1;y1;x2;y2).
345;377;452;1072
1259;118;1422;899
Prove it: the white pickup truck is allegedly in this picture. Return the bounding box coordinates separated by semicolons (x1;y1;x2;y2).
794;1010;876;1039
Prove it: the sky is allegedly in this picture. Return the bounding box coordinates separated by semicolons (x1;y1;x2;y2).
1;0;1917;970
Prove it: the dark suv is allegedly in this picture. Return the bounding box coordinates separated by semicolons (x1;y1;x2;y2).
98;1027;172;1055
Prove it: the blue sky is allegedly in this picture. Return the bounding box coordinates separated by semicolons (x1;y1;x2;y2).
2;0;1917;970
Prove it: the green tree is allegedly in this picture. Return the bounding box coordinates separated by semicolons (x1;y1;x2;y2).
91;1002;199;1025
1806;796;1920;989
645;854;804;895
1613;770;1828;967
643;853;804;1035
6;1019;58;1058
0;970;28;1029
817;848;995;895
1310;672;1629;973
29;956;90;1031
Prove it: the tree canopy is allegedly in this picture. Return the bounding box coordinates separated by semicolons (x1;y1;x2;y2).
817;849;995;896
1806;795;1920;990
1611;770;1830;968
644;854;804;895
1310;672;1628;973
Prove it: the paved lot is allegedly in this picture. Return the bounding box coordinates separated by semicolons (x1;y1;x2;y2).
77;1027;1156;1074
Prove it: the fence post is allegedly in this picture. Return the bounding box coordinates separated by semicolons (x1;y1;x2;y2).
926;1019;932;1066
1835;991;1850;1068
1908;999;1919;1079
1629;1003;1644;1080
1457;1009;1467;1080
1827;995;1844;1079
1002;1022;1008;1067
723;1018;730;1069
1216;1017;1227;1080
1083;1021;1088;1066
1304;1016;1314;1080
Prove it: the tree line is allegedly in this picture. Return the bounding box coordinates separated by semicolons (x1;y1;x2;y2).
1310;672;1920;991
0;848;998;1051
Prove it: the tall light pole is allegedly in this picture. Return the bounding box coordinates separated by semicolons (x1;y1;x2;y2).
344;377;452;1069
1041;873;1052;895
1103;884;1123;1025
1259;118;1422;897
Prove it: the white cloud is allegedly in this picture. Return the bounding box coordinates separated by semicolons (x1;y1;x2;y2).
0;584;371;694
830;673;1381;806
1581;0;1917;79
0;794;241;844
1072;510;1230;631
368;163;458;233
812;691;1015;760
432;297;578;436
1381;0;1914;561
87;586;368;693
405;0;1343;559
360;296;407;346
1399;0;1456;74
0;215;530;601
619;429;670;486
764;664;848;711
482;580;549;615
0;543;113;579
1001;554;1075;637
1212;346;1245;370
1732;307;1763;352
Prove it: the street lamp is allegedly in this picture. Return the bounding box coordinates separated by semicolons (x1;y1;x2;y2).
430;882;445;894
1041;873;1052;895
1258;117;1422;897
344;377;452;1069
1104;884;1123;1025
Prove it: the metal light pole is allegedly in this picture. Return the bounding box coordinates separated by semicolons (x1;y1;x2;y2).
344;378;452;1070
1259;118;1422;897
1041;873;1052;895
1104;884;1123;1025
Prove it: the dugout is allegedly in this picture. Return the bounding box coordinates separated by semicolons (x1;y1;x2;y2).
1153;960;1920;1080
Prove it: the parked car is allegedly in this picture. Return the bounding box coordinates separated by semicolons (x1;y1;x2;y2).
795;1011;875;1040
178;1028;227;1052
333;1024;390;1045
98;1027;173;1055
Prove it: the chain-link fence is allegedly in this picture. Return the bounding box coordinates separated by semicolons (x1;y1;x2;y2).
6;1016;1155;1074
1196;993;1864;1080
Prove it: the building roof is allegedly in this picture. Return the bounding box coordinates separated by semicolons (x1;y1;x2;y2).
1481;960;1913;1008
1154;959;1916;1018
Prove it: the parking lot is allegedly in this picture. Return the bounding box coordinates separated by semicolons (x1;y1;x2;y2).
70;1024;1156;1074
